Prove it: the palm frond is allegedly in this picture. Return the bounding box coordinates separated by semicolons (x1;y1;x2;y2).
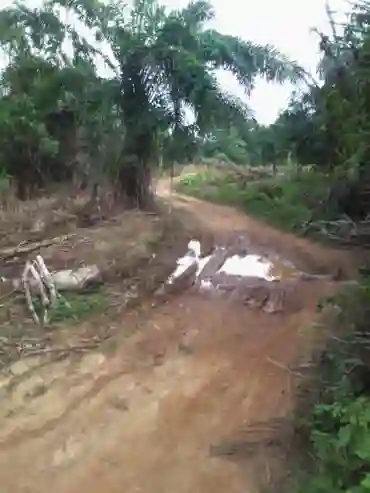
196;86;253;132
200;30;306;90
179;0;215;26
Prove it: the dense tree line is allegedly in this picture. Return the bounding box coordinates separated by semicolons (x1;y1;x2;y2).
257;1;370;176
209;0;370;220
0;0;303;206
3;0;370;213
202;1;370;183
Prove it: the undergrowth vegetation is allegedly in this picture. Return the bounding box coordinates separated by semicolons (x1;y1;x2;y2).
177;167;337;235
33;290;109;327
291;279;370;493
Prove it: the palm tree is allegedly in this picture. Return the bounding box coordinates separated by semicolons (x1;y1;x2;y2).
0;1;123;196
48;0;305;207
0;0;305;206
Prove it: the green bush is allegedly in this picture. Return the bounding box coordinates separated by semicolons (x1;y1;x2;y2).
306;397;370;492
294;280;370;493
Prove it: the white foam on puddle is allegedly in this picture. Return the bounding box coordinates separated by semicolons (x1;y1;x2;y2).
167;256;197;285
165;240;279;288
217;254;276;281
187;240;201;258
166;240;202;285
198;279;213;290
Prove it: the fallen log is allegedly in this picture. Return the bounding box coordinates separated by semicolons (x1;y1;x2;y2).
12;265;101;293
0;234;75;261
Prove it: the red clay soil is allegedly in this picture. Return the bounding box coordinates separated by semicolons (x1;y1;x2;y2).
0;186;356;493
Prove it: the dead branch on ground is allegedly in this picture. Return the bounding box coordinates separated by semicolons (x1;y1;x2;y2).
0;234;75;261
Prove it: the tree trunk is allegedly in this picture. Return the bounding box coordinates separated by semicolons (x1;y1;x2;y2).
118;88;155;208
117;160;153;209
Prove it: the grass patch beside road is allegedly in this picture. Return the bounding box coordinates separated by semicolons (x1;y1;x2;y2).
177;168;336;235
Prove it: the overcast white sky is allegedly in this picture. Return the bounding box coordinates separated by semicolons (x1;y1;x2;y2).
2;0;349;124
161;0;348;124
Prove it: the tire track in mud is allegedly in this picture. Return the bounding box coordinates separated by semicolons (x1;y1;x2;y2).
0;293;306;450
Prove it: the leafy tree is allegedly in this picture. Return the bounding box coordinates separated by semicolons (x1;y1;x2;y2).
246;0;370;219
49;0;304;207
0;0;304;204
200;125;249;164
0;1;112;197
272;1;370;173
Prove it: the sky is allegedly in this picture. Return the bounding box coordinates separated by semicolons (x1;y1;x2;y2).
160;0;349;124
2;0;349;124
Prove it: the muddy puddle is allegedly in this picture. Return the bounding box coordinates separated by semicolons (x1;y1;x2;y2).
159;237;305;314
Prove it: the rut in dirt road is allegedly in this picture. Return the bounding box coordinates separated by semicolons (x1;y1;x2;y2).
0;191;356;493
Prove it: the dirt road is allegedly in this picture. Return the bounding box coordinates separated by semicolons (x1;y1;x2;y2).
0;187;355;493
